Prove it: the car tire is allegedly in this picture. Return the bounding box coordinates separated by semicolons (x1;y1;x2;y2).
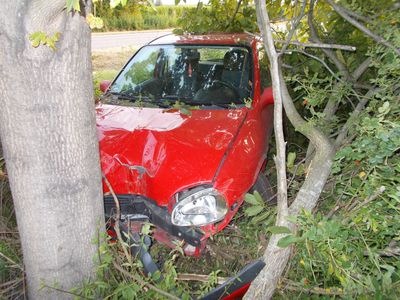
250;173;276;205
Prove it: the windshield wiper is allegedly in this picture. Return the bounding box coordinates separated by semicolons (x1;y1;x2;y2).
105;92;172;108
109;91;150;101
162;95;193;105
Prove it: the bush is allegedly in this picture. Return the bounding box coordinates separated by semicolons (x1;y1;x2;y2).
94;2;189;31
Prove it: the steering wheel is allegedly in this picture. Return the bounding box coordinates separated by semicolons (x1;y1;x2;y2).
211;80;240;99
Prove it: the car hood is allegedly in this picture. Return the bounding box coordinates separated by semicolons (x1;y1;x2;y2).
96;104;247;206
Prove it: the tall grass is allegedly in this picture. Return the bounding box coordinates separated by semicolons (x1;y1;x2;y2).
94;6;191;31
0;154;24;299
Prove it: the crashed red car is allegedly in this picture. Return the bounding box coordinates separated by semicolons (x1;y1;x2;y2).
96;33;274;258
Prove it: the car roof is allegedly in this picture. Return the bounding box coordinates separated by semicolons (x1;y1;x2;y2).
148;33;258;46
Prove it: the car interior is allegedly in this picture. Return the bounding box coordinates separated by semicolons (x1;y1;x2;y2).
110;45;253;107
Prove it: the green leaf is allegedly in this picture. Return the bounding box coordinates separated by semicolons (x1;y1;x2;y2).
287;152;296;169
29;32;45;48
66;0;80;12
244;193;259;205
141;222;152;235
277;235;301;248
253;190;264;205
87;14;104;29
28;31;60;51
251;211;272;224
179;107;192;116
267;226;291;234
378;101;390;115
244;205;264;217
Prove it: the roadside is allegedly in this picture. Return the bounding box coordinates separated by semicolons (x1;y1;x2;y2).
91;28;173;36
91;29;173;51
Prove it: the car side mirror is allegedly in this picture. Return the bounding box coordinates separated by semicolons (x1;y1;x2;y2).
99;80;112;93
260;87;274;107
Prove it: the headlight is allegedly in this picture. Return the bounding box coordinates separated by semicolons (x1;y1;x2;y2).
171;187;228;226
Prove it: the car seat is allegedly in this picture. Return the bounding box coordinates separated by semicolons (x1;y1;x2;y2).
221;49;250;99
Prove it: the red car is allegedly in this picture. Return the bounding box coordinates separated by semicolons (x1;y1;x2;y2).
97;33;274;257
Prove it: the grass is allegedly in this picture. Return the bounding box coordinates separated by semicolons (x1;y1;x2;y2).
0;157;24;299
93;5;190;32
92;48;136;98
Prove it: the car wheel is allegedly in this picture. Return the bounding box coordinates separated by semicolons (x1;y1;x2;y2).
250;173;276;205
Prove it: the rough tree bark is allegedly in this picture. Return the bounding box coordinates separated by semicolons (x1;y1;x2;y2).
0;1;104;299
244;1;335;299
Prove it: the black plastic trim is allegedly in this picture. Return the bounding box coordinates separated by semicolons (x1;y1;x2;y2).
200;260;265;300
104;194;203;246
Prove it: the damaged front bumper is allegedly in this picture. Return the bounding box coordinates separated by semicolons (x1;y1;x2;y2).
104;194;265;300
104;194;205;255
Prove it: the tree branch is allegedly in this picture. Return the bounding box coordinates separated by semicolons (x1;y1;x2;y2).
276;40;356;51
226;0;243;30
280;0;307;54
285;49;341;81
102;173;132;265
245;1;335;299
325;0;400;56
308;0;350;77
334;87;377;148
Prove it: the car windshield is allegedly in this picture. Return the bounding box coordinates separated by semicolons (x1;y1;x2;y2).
105;45;252;108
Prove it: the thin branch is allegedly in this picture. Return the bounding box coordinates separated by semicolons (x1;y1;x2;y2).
113;262;180;300
226;0;242;30
0;252;23;270
280;0;307;53
308;0;350;77
346;186;385;214
325;0;400;56
102;173;132;265
177;273;228;284
366;240;400;257
40;285;91;299
276;40;356;51
280;279;344;296
285;49;341;81
244;31;356;51
255;0;288;221
335;4;374;24
334;87;378;148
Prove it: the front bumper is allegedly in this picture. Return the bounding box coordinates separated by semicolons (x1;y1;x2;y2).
104;194;204;248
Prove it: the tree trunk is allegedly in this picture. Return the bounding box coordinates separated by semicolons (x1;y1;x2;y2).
0;1;104;299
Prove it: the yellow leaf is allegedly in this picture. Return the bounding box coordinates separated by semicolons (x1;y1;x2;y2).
358;171;366;179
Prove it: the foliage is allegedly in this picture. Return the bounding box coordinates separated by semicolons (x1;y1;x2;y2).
72;234;192;299
176;0;258;34
29;31;60;50
272;0;400;297
284;209;400;298
94;1;187;31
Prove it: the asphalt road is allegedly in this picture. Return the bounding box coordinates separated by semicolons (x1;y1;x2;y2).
91;29;173;51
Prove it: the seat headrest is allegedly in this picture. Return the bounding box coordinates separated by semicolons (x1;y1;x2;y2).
223;49;247;71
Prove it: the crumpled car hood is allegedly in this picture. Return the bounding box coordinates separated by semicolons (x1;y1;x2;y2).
96;104;247;206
